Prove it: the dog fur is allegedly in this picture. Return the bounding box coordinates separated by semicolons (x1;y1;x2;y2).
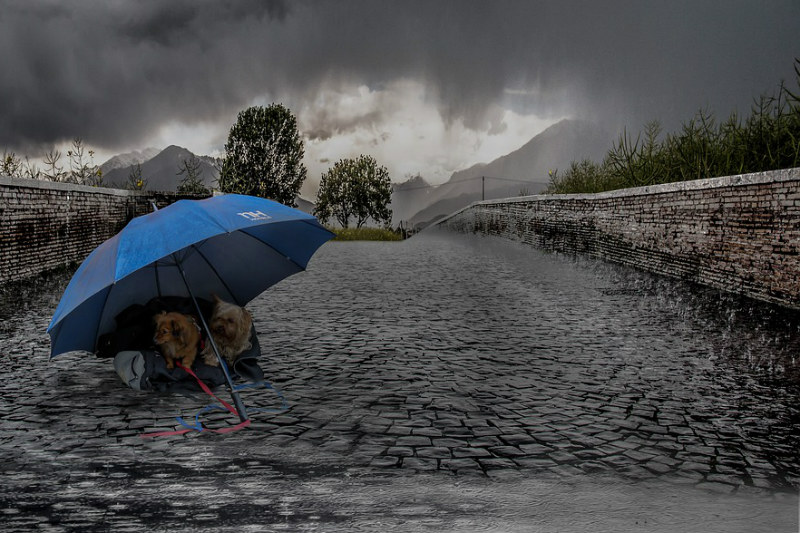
153;311;201;369
201;294;253;367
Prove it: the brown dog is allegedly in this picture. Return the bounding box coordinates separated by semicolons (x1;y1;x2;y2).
201;295;252;367
153;311;201;369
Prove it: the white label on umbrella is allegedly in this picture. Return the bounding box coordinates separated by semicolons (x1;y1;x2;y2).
238;210;273;221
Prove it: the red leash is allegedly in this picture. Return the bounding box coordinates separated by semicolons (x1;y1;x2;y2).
140;362;251;438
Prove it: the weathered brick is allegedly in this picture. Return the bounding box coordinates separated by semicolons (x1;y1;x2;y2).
0;176;209;284
438;168;800;309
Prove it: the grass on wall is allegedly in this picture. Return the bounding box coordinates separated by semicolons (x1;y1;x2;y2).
546;59;800;195
329;227;404;241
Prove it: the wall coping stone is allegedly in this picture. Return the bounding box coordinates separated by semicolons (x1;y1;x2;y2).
0;175;151;197
437;167;800;226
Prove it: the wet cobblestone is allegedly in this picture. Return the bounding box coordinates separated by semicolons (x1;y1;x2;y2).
1;231;800;530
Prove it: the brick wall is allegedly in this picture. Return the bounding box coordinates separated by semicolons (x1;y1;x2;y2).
0;176;208;284
436;168;800;309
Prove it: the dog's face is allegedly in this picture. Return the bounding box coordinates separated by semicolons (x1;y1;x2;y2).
209;295;252;344
153;311;189;346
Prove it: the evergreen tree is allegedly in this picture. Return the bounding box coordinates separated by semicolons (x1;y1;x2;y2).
219;104;306;206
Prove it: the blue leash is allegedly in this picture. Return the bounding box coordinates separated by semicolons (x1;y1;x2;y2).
175;378;289;432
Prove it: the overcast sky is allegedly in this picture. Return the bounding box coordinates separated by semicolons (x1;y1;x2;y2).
1;0;798;194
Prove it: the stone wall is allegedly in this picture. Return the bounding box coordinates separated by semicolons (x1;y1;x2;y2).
436;168;800;309
0;176;207;284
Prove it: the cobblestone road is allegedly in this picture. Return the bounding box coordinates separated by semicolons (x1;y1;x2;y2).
1;230;799;531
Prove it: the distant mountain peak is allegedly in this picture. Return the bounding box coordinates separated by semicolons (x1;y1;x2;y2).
101;146;219;192
405;118;614;227
99;147;161;173
394;174;430;190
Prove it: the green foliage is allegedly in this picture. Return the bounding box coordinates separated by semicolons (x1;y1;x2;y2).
314;155;393;228
2;151;22;178
546;58;800;194
219;104;306;206
2;151;41;180
176;156;209;195
329;227;404;241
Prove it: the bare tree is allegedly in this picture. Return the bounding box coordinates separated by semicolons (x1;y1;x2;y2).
126;163;148;190
177;156;209;195
67;138;103;186
43;149;67;182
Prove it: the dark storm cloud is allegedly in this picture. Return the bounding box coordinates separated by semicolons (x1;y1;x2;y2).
1;0;798;153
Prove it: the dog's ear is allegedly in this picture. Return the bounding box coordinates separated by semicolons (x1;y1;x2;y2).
237;308;253;339
170;319;181;337
212;293;222;304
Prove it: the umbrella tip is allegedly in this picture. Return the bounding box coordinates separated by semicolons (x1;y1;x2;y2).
151;201;159;212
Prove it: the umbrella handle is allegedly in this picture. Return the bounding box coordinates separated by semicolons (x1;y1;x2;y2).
230;391;249;423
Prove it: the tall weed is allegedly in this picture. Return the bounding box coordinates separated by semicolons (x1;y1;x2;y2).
546;59;800;194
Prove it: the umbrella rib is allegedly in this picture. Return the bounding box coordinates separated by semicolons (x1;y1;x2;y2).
90;283;115;355
191;243;238;304
299;218;336;239
154;260;162;297
238;226;308;273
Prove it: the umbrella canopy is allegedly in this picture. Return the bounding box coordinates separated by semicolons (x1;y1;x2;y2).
48;193;334;358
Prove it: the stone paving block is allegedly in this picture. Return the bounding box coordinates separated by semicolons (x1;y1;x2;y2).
547;450;579;464
488;445;525;458
370;456;401;467
395;436;432;447
644;461;674;474
512;457;559;468
478;458;518;470
386;446;415;457
518;443;555;455
639;424;671;436
453;447;492;458
432;437;470;448
593;430;623;441
471;426;503;437
401;458;439;471
602;455;636;468
499;433;537;446
415;447;452;459
623;449;657;462
411;427;443;437
685;444;717;456
612;439;642;450
385;425;413;436
441;426;474;438
572;449;606;460
469;436;503;448
440;458;483;472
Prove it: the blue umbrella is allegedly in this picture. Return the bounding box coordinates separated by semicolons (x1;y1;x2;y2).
48;193;334;420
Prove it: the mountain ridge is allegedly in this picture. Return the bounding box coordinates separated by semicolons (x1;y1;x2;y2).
405;119;613;227
102;145;219;191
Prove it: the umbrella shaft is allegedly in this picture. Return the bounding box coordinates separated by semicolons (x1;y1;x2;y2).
174;257;249;423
